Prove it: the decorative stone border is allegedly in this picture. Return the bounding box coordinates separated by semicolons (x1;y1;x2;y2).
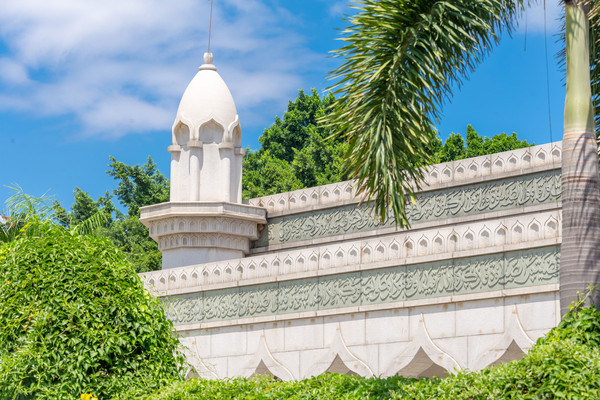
246;142;562;215
160;246;559;326
140;210;561;295
253;170;561;248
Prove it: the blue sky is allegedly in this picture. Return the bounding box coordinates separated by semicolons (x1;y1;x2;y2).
0;0;564;210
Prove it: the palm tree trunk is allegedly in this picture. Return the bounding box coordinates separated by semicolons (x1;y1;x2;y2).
560;1;600;315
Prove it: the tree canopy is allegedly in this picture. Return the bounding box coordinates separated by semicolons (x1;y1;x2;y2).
53;157;168;273
243;90;531;199
242;89;348;198
0;195;184;399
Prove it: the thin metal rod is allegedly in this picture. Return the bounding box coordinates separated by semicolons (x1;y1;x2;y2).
543;0;553;143
208;0;214;53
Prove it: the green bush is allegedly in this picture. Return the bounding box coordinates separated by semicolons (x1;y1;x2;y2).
0;223;184;400
143;306;600;400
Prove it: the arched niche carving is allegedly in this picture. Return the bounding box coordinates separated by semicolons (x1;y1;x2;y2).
383;314;460;378
250;360;281;380
304;327;373;379
179;337;219;379
240;334;294;381
185;367;200;380
198;119;225;144
397;347;448;379
326;354;359;376
471;305;534;370
490;340;525;366
224;115;241;147
172;116;193;146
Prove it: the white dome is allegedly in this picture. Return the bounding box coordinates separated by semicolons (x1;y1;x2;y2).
174;53;238;133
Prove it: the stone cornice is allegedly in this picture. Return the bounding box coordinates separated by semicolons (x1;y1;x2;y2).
141;209;561;296
140;201;266;224
246;142;562;216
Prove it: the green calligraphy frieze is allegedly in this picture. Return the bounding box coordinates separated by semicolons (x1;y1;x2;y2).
253;170;561;248
161;246;559;326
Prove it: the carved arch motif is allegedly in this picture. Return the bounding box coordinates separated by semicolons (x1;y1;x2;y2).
172;113;194;146
239;334;294;381
304;327;373;379
471;305;534;370
179;337;219;379
383;314;461;378
198;117;226;144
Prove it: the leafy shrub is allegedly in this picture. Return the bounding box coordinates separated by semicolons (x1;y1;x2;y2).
0;223;184;399
143;304;600;400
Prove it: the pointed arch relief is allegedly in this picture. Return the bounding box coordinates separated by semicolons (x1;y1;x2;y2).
383;314;460;378
397;348;448;379
250;360;282;380
240;334;294;381
224;115;241;147
198;117;226;144
172;113;194;146
304;327;373;379
471;305;534;371
179;337;219;379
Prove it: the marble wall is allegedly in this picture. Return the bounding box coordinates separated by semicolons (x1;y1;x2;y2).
141;142;563;380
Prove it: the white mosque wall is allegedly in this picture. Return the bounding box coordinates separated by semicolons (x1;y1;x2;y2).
177;291;558;380
141;141;563;379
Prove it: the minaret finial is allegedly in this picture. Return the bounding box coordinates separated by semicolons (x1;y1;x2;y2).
208;0;214;53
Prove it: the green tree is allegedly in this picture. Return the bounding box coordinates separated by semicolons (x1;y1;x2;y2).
70;188;100;224
56;157;169;273
440;133;466;163
325;0;600;312
242;89;348;198
439;125;531;162
0;220;184;399
107;156;169;217
101;216;162;273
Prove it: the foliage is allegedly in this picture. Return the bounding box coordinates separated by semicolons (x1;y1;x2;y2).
0;186;57;243
242;90;530;199
0;221;184;400
324;0;525;226
242;89;349;198
141;304;600;400
434;124;531;163
55;157;167;273
100;217;162;273
107;156;169;218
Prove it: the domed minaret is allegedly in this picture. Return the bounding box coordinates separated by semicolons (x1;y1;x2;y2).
140;53;266;269
170;52;243;203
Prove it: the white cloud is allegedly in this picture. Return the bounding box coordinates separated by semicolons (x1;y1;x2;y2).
328;1;350;17
0;58;30;85
0;0;320;138
516;1;563;35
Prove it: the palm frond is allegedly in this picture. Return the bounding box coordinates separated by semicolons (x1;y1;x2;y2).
0;185;55;243
70;210;108;236
324;0;525;226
